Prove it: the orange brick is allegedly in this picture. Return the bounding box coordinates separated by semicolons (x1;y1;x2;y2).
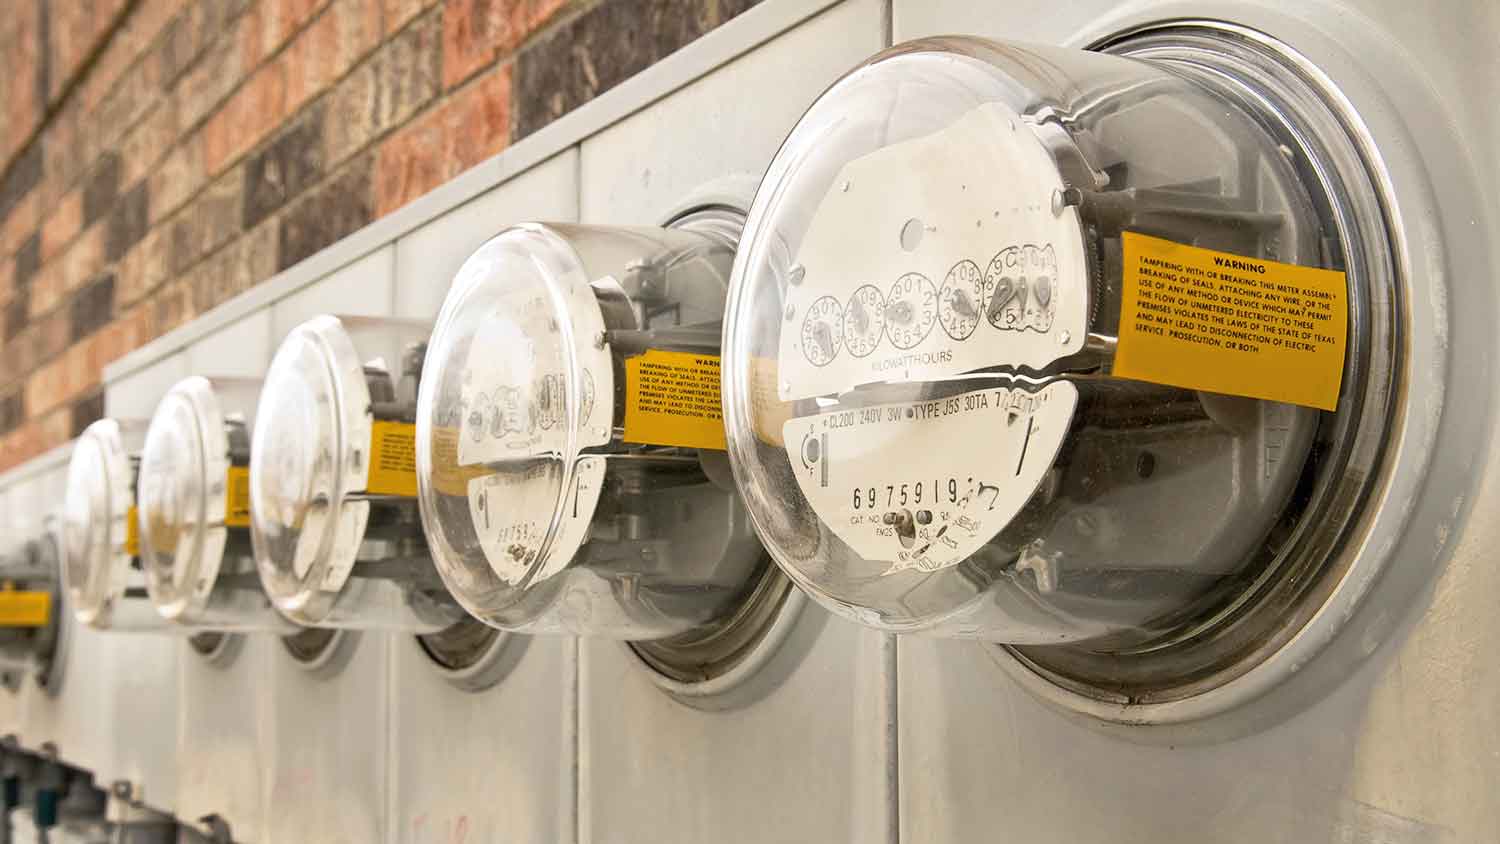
76;0;184;113
201;62;287;176
375;63;512;215
24;356;66;417
89;306;149;372
47;0;131;102
3;2;43;163
39;190;83;263
38;406;73;451
0;419;44;473
147;278;197;340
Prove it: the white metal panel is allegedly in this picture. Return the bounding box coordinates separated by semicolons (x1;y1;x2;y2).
103;353;188;421
175;635;271;842
393;150;580;321
261;632;389;843
890;2;1500;842
579;1;886;225
184;309;274;378
387;636;575;844
576;4;892;841
270;246;396;338
103;634;180;813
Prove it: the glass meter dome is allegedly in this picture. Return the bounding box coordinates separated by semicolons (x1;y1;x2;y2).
416;220;787;674
722;34;1397;698
62;418;167;630
138;376;295;632
250;315;466;631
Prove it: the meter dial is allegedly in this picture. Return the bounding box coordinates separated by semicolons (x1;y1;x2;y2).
885;272;938;350
938;259;984;341
985;244;1058;333
799;295;844;366
842;284;886;358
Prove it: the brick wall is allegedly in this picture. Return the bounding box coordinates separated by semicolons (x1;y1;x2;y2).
0;0;759;472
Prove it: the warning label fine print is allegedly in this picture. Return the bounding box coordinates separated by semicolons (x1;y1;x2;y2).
1114;232;1348;411
624;349;727;451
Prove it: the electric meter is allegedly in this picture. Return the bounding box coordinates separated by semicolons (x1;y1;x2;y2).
0;527;62;690
416;219;787;674
62;418;169;630
250;315;466;632
137;376;294;632
723;34;1398;703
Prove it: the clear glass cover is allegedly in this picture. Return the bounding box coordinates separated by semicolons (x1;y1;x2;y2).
139;376;294;631
61;419;166;630
723;37;1337;645
250;315;462;631
416;223;768;638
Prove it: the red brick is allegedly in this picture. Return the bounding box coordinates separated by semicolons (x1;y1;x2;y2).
76;0;186;114
381;0;438;35
283;0;383;114
241;0;331;69
201;63;288;176
24;357;66;418
147;278;198;340
176;33;245;132
375;63;512;215
441;0;531;90
47;0;132;103
2;3;44;170
38;98;84;210
40;191;83;263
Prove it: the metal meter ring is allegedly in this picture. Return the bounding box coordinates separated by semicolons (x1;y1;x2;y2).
721;28;1406;719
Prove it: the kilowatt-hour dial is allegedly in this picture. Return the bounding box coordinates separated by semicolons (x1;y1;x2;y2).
800;295;844;366
885;272;938;349
938;259;984;341
843;284;886;358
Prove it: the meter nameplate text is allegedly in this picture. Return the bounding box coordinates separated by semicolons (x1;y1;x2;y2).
623;350;727;451
1114;232;1348;411
778;102;1088;401
225;466;251;527
0;591;51;627
782;382;1077;572
467;456;605;585
366;420;418;497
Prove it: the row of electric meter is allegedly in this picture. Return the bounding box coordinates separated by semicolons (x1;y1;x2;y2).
2;32;1400;718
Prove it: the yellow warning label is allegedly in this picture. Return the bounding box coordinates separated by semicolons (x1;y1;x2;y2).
225;466;251;527
125;505;140;557
429;426;492;498
623;350;728;451
1114;232;1348;411
0;591;50;627
367;419;419;497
